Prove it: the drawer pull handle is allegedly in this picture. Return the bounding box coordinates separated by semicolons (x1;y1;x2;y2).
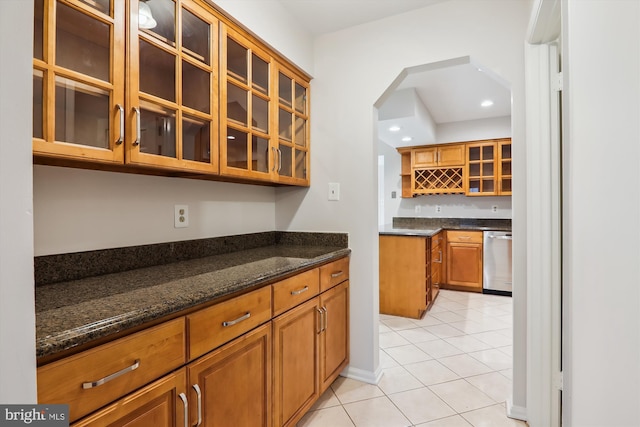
222;312;251;327
433;250;443;263
458;236;471;240
330;271;344;278
82;359;140;389
178;392;188;427
291;286;309;296
192;384;202;427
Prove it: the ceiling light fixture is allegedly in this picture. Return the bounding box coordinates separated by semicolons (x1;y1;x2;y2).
401;136;412;142
138;1;157;30
389;125;401;132
481;100;494;107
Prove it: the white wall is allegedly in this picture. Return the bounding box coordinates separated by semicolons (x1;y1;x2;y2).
274;0;531;385
34;166;277;255
436;116;512;143
562;1;640;425
0;0;37;403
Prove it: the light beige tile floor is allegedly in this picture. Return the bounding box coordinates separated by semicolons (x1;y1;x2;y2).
298;290;528;427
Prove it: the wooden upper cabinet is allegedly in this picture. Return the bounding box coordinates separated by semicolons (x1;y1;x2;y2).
33;0;126;163
413;144;465;168
126;0;219;173
466;141;497;196
275;64;310;186
498;140;512;195
220;24;274;181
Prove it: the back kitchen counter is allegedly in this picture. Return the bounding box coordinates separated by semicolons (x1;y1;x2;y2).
35;231;350;361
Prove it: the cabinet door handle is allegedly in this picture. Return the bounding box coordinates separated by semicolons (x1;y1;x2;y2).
133;107;141;146
115;104;124;145
271;147;277;172
192;384;202;427
222;312;251;327
322;306;328;331
82;359;140;389
316;307;323;334
290;286;309;296
330;271;344;278
277;148;282;172
178;392;188;427
433;250;443;263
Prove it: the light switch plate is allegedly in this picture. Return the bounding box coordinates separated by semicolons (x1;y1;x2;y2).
328;183;340;201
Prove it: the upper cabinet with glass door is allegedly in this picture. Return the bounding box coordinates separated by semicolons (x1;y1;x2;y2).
219;24;273;181
33;0;126;163
126;0;219;173
276;65;310;186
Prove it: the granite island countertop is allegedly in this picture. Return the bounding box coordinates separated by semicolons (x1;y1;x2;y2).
36;243;350;359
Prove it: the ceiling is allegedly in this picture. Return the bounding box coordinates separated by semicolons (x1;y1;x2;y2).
276;0;512;148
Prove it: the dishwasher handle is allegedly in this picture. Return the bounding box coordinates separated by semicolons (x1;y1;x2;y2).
487;234;512;240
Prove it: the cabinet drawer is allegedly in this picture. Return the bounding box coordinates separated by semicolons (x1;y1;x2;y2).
319;257;349;292
430;233;444;250
38;318;186;423
447;230;483;244
187;286;272;360
273;268;320;316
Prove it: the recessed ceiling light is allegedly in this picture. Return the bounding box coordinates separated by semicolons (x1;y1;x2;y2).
401;136;412;142
481;100;494;107
389;126;401;132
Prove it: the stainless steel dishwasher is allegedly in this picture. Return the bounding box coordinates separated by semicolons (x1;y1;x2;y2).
483;231;512;296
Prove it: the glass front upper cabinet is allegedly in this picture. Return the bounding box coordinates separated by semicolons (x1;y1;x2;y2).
466;142;496;196
276;66;310;185
32;0;126;163
127;0;218;172
220;25;272;179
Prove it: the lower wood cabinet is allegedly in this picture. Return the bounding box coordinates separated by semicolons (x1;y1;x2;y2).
187;323;271;427
379;234;437;319
444;231;483;292
39;256;349;427
72;369;187;427
273;298;320;427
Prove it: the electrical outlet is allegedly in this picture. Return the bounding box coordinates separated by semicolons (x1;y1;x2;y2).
174;205;189;228
491;205;498;213
435;205;442;213
415;205;422;214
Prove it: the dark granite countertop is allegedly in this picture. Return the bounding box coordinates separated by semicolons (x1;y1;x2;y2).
381;217;512;236
35;241;350;359
379;224;442;237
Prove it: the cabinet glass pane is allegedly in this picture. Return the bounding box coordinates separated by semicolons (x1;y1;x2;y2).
469;179;480;193
469;163;480;177
182;61;209;113
140;0;175;44
295;83;306;114
226;127;248;169
279;145;292;177
182;116;210;163
227;38;247;83
279;108;292;141
278;73;292;106
33;71;44;139
139;39;175;101
54;76;109;148
502;161;512;176
482;179;494;192
139;104;176;157
295;150;306;179
295;117;306;147
182;8;209;64
56;2;110;82
252;55;268;94
78;0;110;14
502;178;512;193
482;145;494;159
252;94;268;133
227;83;247;125
501;144;512;159
252;136;269;173
469;146;480;161
34;0;44;60
482;162;494;176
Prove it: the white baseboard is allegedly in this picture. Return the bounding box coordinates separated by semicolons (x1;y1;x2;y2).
340;364;383;385
506;397;528;421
